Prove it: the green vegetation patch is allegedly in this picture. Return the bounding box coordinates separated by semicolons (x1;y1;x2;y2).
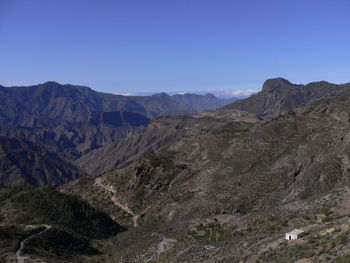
2;186;124;239
190;220;224;244
22;227;100;258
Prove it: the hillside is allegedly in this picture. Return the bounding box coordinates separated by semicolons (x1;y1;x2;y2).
74;109;257;175
0;186;123;262
0;111;149;161
0;137;85;186
225;78;350;119
62;97;350;262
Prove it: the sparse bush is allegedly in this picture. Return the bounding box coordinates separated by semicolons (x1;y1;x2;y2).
190;221;224;243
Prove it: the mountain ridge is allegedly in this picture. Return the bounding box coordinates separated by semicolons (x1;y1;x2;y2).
225;77;350;119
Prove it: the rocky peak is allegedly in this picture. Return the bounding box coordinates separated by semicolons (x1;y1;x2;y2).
203;93;216;99
152;92;169;98
41;81;62;86
261;77;293;93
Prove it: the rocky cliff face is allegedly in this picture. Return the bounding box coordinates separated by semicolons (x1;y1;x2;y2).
225;78;350;119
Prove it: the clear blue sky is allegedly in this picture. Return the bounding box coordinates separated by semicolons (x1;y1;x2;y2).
0;0;349;95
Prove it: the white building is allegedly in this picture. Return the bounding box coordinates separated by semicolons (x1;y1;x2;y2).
285;229;305;240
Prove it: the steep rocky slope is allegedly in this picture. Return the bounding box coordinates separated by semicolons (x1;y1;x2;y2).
225;78;350;119
0;137;85;186
0;111;150;162
62;97;350;262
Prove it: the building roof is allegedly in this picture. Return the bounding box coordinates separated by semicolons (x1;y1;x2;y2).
286;229;304;235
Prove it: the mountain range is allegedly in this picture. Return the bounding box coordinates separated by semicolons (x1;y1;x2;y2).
2;78;350;262
0;81;237;186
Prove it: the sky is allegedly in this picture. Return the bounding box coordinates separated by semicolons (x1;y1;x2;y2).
0;0;349;96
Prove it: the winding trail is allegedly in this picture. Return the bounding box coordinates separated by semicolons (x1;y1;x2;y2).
94;177;150;227
16;225;51;263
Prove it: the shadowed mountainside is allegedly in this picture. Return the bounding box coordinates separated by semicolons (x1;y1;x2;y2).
0;186;123;261
0;137;85;187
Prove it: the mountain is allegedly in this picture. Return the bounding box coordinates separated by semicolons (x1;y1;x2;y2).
0;111;150;162
60;97;350;262
224;77;350;119
171;93;238;112
3;84;350;261
0;82;197;186
0;82;195;128
0;137;85;187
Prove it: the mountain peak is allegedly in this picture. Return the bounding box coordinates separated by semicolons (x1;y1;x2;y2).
262;78;293;92
41;81;62;86
203;93;216;98
152;92;169;97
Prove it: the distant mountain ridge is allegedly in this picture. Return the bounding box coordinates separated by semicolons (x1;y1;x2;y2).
0;81;194;128
225;77;350;119
171;93;237;112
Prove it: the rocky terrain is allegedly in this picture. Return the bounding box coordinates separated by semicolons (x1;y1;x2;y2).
2;78;350;262
0;137;85;186
59;96;350;262
75;109;257;175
